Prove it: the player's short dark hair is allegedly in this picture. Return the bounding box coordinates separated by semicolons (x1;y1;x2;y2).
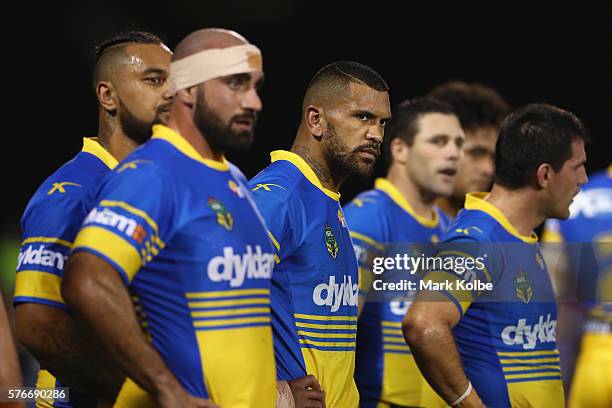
302;61;388;111
308;61;389;93
92;31;164;89
495;103;589;189
428;81;510;133
384;97;455;167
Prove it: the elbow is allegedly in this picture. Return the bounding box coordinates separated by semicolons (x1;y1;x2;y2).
402;312;445;348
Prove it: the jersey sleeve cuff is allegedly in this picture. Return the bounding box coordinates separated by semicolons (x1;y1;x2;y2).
73;226;142;284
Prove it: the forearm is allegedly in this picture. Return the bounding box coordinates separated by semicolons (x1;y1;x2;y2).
15;304;123;401
276;380;294;408
403;318;470;404
63;255;182;399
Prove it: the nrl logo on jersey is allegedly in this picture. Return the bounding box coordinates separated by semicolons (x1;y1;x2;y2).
514;270;533;304
208;197;234;231
324;224;339;259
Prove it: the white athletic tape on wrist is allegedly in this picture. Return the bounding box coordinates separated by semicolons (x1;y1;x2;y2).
170;44;262;92
451;381;473;406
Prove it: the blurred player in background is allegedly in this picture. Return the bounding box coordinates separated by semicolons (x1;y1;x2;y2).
542;164;612;407
404;103;588;407
428;81;510;218
63;28;274;408
344;97;464;407
14;31;172;407
1;291;25;408
250;61;391;408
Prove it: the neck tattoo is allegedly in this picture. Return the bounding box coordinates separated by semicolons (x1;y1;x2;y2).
293;146;332;183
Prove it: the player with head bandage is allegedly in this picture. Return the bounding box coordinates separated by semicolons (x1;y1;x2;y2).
62;28;275;408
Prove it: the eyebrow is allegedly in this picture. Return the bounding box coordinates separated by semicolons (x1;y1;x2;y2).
351;109;391;120
142;67;168;75
224;72;251;81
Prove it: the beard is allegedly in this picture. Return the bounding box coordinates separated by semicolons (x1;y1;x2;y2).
193;87;257;152
324;122;379;178
118;96;169;145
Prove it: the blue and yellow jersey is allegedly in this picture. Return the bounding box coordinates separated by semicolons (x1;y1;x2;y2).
72;125;276;408
542;167;612;326
249;150;359;408
542;167;612;408
344;178;448;408
15;137;117;408
423;193;564;408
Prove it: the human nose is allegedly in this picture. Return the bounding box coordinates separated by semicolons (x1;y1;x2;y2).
242;88;262;113
366;125;384;145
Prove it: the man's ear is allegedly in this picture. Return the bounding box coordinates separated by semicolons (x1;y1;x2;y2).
177;86;198;108
96;81;117;112
535;162;553;189
304;105;325;141
390;138;409;165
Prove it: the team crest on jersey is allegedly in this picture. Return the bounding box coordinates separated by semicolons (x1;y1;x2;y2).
208;197;234;231
337;209;347;228
514;270;533;303
324;224;339;259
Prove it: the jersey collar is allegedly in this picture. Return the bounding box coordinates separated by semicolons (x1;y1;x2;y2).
270;150;340;201
465;192;538;243
152;125;229;171
375;178;439;228
82;138;118;169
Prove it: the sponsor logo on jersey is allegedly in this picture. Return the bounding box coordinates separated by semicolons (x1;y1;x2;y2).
312;275;358;312
514;270;533;303
47;181;82;195
501;314;557;350
17;244;67;270
228;180;245;198
535;252;545;269
208;197;234;231
207;245;274;287
116;160;152;173
251;183;286;192
389;300;411;316
324;224;339;259
569;188;612;219
83;207;146;243
337;209;347;228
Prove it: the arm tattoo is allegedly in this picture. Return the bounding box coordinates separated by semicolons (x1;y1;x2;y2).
28;314;124;402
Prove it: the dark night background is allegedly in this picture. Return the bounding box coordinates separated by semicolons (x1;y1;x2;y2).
5;0;612;233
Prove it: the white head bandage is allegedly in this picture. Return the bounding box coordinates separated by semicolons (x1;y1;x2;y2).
170;44;262;92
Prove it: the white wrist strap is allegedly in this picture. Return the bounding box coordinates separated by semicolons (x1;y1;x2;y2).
451;381;472;406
